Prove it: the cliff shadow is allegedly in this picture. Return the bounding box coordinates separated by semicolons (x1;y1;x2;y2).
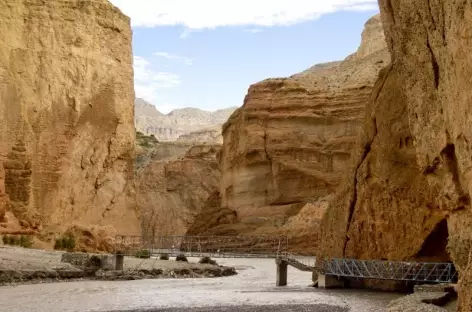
416;219;451;263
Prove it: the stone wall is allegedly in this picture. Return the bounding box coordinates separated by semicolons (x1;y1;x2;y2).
61;252;114;270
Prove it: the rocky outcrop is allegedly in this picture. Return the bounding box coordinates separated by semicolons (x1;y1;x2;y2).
201;14;389;250
318;2;472;309
3;141;32;224
135;104;237;142
136;144;222;237
0;0;140;246
176;124;224;144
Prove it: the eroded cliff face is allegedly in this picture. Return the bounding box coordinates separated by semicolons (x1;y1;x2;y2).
206;14;389;250
318;1;472;308
176;124;224;144
136;144;222;237
0;0;140;248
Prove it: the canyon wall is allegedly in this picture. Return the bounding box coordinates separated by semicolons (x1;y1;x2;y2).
318;1;472;309
176;124;224;144
0;0;140;248
136;141;222;237
198;15;389;251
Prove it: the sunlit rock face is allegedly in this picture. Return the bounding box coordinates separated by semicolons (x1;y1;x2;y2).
190;15;389;252
136;144;222;237
318;1;472;307
0;0;140;246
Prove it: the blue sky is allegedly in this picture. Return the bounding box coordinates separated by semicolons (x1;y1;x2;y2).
110;1;380;113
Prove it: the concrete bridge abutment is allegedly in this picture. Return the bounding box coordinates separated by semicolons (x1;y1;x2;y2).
275;259;288;286
317;273;345;289
115;252;124;271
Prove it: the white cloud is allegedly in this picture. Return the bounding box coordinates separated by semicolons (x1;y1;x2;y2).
179;29;195;39
110;0;378;29
133;56;181;103
154;52;193;65
244;28;263;33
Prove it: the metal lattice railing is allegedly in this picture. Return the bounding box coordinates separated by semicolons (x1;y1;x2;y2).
114;235;457;284
321;258;458;283
114;235;289;258
279;252;316;271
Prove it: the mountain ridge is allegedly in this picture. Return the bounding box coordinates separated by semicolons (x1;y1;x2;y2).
134;98;238;142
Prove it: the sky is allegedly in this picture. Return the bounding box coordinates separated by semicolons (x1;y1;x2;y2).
110;0;380;114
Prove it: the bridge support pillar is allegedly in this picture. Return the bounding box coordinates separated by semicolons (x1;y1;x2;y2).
276;259;288;286
318;274;345;289
115;252;124;271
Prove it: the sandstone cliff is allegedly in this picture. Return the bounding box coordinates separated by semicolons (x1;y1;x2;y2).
135;103;237;142
136;142;222;237
176;124;224;144
0;0;140;249
192;15;389;251
317;1;472;309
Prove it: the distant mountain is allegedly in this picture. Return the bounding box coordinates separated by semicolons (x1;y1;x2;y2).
134;98;238;142
135;98;163;118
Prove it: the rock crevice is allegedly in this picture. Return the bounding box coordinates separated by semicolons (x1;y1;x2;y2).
318;1;472;308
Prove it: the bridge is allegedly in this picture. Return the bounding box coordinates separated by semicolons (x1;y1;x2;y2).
113;235;458;287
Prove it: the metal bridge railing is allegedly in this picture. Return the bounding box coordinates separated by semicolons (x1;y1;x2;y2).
321;258;458;283
279;252;316;271
114;235;457;284
114;235;289;258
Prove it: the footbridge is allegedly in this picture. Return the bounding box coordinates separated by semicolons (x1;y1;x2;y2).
113;235;458;287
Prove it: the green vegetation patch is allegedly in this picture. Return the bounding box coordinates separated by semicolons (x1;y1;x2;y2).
54;235;76;251
199;256;217;265
2;235;34;248
135;249;151;259
176;254;188;262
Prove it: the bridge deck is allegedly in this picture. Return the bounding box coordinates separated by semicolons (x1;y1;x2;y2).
319;258;458;283
114;235;457;284
149;249;280;259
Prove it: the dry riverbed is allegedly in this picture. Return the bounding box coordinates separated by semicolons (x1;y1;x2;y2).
0;246;236;286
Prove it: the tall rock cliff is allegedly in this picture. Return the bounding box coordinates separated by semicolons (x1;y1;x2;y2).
202;15;389;250
136;141;222;237
0;0;140;247
318;1;472;308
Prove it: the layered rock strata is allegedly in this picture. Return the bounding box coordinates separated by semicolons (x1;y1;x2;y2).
0;0;140;245
136;144;222;237
318;1;472;309
176;124;224;144
198;15;389;250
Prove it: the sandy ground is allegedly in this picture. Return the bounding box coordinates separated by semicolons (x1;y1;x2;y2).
0;246;222;271
104;305;348;312
0;246;75;270
0;256;403;312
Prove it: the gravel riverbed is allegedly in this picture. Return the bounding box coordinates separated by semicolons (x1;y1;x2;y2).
0;254;403;312
105;304;349;312
0;246;235;286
